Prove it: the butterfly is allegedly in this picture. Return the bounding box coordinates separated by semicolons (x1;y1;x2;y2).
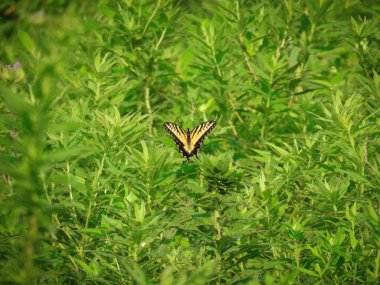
163;120;216;162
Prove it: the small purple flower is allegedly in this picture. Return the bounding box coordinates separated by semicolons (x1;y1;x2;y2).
13;61;21;70
0;61;22;80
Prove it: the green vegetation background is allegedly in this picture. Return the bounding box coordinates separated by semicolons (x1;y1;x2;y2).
0;0;379;284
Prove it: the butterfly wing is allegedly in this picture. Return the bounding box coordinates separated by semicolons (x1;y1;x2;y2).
189;120;216;156
163;122;190;157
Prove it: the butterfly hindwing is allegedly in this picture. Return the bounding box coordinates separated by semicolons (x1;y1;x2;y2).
164;120;216;162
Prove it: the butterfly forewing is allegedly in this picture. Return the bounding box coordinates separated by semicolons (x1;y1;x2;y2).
163;122;188;154
189;121;216;155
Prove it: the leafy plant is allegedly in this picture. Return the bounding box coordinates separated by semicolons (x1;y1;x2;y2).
1;0;379;284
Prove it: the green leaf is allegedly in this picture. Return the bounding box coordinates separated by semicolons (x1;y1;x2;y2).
18;30;36;54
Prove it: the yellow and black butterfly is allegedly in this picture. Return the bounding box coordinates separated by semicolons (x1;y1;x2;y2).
163;120;216;162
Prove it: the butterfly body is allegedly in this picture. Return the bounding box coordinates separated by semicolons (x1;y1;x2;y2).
164;121;216;162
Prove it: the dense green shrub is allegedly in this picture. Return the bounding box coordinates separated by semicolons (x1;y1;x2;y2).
1;0;379;284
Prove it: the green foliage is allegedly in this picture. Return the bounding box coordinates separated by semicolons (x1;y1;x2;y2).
1;0;379;284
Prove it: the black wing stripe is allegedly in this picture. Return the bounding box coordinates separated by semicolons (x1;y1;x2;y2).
197;125;203;135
